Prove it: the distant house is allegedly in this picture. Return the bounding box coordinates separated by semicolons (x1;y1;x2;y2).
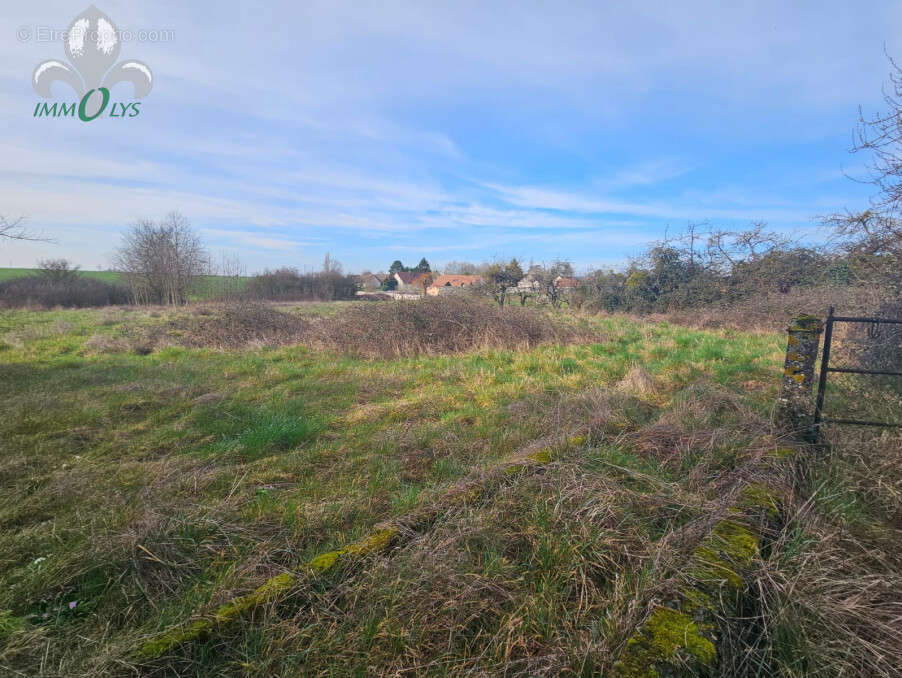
427;274;483;296
515;274;542;293
554;276;580;289
393;271;420;291
357;273;386;291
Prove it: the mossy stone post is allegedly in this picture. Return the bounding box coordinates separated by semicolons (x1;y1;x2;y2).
775;314;822;437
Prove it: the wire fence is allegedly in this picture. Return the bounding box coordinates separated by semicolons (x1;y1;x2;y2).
814;307;902;429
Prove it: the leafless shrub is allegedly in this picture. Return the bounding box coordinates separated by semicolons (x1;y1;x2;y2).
114;212;208;305
848;298;902;392
243;267;358;301
35;258;80;283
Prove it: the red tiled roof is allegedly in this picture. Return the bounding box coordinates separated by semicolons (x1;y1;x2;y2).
430;274;482;288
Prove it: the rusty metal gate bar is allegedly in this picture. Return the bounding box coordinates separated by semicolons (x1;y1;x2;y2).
813;306;902;429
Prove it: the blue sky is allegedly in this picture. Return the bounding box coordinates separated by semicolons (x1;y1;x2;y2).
1;1;900;273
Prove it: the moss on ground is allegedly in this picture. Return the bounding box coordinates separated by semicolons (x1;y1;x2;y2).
612;606;716;678
689;520;759;590
611;459;785;677
738;482;781;519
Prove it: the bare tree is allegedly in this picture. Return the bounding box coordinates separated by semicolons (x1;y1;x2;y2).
854;54;902;214
443;260;478;275
0;214;52;243
322;252;342;274
705;223;791;272
827;54;902;293
114;212;208;305
531;260;573;307
823;210;902;291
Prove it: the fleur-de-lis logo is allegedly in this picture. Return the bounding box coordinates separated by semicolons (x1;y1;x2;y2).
33;5;152;99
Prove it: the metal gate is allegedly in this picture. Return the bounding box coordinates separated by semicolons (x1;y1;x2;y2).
813;306;902;429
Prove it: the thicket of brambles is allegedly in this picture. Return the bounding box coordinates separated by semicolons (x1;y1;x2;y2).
566;215;900;314
462;212;898;324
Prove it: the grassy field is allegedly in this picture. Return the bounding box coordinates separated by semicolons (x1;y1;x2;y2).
0;268;123;284
0;301;898;676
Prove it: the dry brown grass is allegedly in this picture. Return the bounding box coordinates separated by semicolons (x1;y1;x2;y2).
616;365;658;396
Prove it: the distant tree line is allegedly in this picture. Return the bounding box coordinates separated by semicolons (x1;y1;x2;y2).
0;212;361;307
2;212;898;311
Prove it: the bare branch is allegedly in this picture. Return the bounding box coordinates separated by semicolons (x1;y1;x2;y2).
0;214;53;243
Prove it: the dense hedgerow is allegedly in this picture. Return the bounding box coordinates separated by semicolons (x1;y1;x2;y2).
0;275;130;308
243;268;358;301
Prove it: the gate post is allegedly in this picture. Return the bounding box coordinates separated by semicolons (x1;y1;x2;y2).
775;314;823;437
